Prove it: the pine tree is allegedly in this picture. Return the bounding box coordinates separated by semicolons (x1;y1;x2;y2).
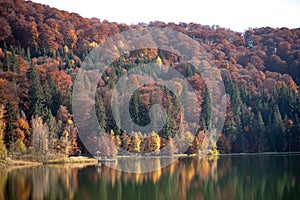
254;112;267;152
186;65;194;77
4;51;11;71
95;93;106;132
268;105;286;151
0;104;7;160
10;49;20;73
27;64;43;118
292;114;300;151
4;101;17;150
44;108;56;152
201;86;212;130
162;94;176;138
26;47;31;62
130;91;140;125
48;77;62;115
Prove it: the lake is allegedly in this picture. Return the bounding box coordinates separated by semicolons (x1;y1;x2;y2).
1;154;299;200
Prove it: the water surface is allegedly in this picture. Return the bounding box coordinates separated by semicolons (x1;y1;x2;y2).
1;154;299;200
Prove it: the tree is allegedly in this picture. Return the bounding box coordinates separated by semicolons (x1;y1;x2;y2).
60;130;71;156
11;139;26;156
253;112;267;152
27;64;43;118
182;131;194;155
95;93;106;132
121;132;132;154
0;17;12;41
188;131;205;155
0;104;7;160
156;56;162;65
4;101;17;151
0;135;6;160
31;116;49;161
160;137;177;155
130;132;141;153
201;86;212;130
130;90;141;126
216;134;231;154
44;108;56;152
162;95;176;138
148;131;160;155
267;105;286;152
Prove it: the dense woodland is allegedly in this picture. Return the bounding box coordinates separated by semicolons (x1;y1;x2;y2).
0;0;300;160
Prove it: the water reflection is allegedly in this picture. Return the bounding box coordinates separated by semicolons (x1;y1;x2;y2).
1;165;81;200
1;155;300;200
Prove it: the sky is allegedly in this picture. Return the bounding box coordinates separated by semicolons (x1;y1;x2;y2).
31;0;300;32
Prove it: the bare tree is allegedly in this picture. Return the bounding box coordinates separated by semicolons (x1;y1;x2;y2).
31;116;49;161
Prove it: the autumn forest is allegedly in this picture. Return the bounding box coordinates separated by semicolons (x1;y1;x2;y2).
0;0;300;161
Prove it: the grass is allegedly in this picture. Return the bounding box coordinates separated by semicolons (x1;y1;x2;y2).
1;157;41;167
46;155;97;164
0;153;97;167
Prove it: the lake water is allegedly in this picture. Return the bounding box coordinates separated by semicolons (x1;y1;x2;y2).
1;154;299;200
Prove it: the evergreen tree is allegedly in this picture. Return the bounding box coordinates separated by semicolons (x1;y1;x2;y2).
186;65;194;77
26;47;31;62
95;93;106;132
254;111;267;152
268;105;286;151
44;108;56;152
130;90;140;125
4;101;17;150
291;114;300;151
129;90;149;127
10;49;20;73
27;64;44;118
44;77;62;115
0;105;7;160
4;51;11;71
201;86;212;130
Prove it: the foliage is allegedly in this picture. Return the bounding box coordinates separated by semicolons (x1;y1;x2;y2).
0;0;299;156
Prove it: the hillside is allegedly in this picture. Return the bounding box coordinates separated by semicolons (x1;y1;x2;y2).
0;0;300;159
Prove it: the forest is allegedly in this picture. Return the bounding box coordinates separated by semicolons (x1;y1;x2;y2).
0;0;300;160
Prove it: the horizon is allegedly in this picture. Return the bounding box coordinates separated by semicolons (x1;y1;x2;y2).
31;0;300;32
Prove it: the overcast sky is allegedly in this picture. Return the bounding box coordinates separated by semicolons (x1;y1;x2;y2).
31;0;300;32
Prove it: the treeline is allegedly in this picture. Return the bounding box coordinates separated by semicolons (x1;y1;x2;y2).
0;0;300;160
221;72;300;153
0;44;80;160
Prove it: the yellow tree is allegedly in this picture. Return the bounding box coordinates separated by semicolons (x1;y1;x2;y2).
148;131;160;155
156;56;162;65
0;104;7;160
11;128;26;155
130;132;141;153
18;118;30;144
121;132;132;153
67;29;78;49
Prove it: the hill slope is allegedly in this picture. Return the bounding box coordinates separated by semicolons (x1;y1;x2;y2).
0;0;300;158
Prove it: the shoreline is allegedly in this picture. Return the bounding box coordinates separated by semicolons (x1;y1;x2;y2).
1;152;299;167
0;156;98;167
